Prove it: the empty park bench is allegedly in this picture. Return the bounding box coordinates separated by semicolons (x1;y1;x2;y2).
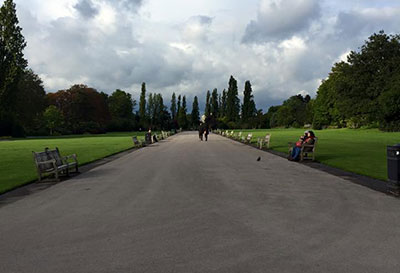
235;131;242;141
33;147;78;182
258;133;271;149
132;136;145;147
242;133;253;144
288;137;318;161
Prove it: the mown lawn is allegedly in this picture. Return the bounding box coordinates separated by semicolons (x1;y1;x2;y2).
0;132;149;194
231;128;400;181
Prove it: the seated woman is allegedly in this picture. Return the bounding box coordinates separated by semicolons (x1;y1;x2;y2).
288;131;316;161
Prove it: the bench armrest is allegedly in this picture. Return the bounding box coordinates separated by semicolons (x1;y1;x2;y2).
63;154;77;162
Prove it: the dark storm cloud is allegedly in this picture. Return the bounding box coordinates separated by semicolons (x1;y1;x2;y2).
242;0;321;43
74;0;99;19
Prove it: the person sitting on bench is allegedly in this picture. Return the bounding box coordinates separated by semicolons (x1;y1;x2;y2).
288;131;315;161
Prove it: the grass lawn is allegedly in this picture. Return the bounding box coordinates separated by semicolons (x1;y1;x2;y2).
231;128;400;181
0;132;150;194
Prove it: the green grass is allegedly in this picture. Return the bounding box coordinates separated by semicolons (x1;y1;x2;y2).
231;128;400;181
0;132;149;194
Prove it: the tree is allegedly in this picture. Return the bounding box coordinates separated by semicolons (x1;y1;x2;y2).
15;69;46;133
226;76;240;122
241;80;256;123
191;96;200;128
47;84;111;133
177;95;181;114
178;95;187;129
211;88;219;117
108;89;134;119
220;89;227;118
43;105;64;135
170;92;177;121
0;0;28;135
139;82;147;128
147;93;154;126
205;90;211;117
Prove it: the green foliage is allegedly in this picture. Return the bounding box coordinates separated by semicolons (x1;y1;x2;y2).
205;90;211;117
274;95;310;128
170;92;177;121
177;95;187;129
139;82;147;127
108;89;134;119
43;105;64;135
241;80;256;123
211;88;219;117
226;76;240;122
313;31;400;131
0;0;28;135
191;96;200;128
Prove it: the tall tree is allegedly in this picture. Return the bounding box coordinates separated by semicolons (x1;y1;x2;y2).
226;76;240;122
177;95;181;114
15;69;46;132
0;0;28;135
241;80;256;122
147;93;154;126
178;95;187;129
205;90;211;117
108;89;134;119
170;92;177;121
211;88;219;117
220;89;227;118
139;82;147;127
191;96;200;127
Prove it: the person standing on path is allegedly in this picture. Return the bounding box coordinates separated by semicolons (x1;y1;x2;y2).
204;126;209;141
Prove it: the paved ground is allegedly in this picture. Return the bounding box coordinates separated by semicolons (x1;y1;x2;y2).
1;132;399;273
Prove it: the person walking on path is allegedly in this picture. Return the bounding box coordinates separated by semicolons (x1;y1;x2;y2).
204;126;209;141
198;124;204;141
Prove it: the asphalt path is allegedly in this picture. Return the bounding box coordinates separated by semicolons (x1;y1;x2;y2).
1;132;399;273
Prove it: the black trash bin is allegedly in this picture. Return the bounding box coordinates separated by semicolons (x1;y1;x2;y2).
387;144;400;193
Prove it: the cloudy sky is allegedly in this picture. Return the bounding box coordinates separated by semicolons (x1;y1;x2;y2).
8;0;400;110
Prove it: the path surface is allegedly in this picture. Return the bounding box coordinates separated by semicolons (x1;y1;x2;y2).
1;132;399;273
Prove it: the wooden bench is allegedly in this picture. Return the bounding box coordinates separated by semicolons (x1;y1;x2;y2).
242;133;253;144
288;137;318;161
33;147;78;182
258;133;271;149
132;136;145;147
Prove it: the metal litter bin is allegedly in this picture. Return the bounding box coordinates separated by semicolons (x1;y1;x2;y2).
387;144;400;193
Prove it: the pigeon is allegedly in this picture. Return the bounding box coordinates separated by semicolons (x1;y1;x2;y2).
257;156;261;161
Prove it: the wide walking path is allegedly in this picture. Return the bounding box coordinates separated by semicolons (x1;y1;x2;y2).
1;132;399;273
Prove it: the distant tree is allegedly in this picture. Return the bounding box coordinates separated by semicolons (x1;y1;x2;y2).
211;88;219;117
0;0;28;135
205;90;211;117
15;69;46;133
226;76;240;122
47;84;111;133
139;82;147;128
220;89;227;118
177;94;181;114
108;89;134;119
275;94;309;128
241;80;256;123
191;96;200;128
147;93;154;127
178;95;187;129
170;92;177;121
43;105;63;135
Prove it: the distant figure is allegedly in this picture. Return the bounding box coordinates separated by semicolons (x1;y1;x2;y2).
288;130;315;161
204;126;209;141
145;128;152;144
198;123;204;141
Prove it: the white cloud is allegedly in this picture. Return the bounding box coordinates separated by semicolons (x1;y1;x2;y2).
8;0;400;111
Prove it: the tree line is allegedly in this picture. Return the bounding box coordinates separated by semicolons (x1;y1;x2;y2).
1;0;399;136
